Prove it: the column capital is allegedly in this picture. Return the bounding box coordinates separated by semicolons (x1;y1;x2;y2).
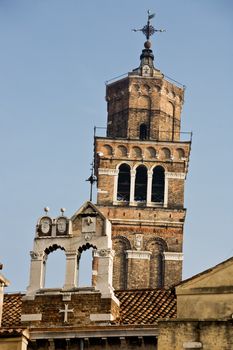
130;169;136;176
94;249;115;258
65;250;77;258
30;251;44;261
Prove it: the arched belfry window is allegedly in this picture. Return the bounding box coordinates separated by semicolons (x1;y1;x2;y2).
139;123;148;140
152;166;165;203
44;245;66;288
117;164;131;201
135;165;147;202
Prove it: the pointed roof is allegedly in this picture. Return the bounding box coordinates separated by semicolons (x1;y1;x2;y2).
71;201;107;222
176;256;233;291
131;11;165;78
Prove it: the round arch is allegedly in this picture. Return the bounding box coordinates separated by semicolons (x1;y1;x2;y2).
145;237;168;252
112;235;131;250
44;244;66;256
116;161;132;170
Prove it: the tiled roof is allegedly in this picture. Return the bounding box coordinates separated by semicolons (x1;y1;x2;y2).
0;328;27;336
1;289;176;328
1;293;23;327
115;289;176;325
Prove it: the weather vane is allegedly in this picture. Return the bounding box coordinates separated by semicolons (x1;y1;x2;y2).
133;10;165;41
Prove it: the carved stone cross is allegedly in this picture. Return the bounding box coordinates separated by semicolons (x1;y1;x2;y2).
59;304;74;323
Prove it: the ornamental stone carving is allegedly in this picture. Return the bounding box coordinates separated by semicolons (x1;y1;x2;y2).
30;251;44;260
82;216;96;233
134;234;143;251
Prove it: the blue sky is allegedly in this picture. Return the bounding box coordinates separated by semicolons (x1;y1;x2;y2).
0;0;232;291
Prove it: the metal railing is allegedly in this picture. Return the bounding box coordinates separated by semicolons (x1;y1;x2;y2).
94;126;192;142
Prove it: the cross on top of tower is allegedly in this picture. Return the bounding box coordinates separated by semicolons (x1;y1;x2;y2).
133;10;165;42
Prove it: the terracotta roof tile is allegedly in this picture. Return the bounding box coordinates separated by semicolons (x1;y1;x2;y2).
2;293;23;327
115;289;176;325
1;289;176;327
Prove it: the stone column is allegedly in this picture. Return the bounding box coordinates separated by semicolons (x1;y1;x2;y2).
92;254;98;287
94;249;115;298
129;170;136;205
63;250;78;290
113;169;119;204
164;172;169;207
26;251;45;294
147;170;153;205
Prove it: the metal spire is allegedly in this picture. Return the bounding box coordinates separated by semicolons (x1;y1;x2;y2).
132;10;165;41
86;162;97;202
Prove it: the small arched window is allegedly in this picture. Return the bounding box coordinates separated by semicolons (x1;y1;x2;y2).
117;145;127;157
152;166;165;203
134;165;147;202
176;148;185;160
103;144;113;156
160;147;171;160
117;164;131;201
139;124;148;140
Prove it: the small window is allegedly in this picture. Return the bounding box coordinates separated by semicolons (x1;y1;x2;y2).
152;166;165;203
132;146;142;158
139;124;148;140
117;145;127;157
117;164;131;201
160;147;171;160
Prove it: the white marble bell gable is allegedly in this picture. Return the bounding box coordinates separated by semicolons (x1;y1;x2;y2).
26;201;114;299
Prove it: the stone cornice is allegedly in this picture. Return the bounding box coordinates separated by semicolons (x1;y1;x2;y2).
126;250;152;260
110;218;184;228
164;252;184;261
98;168;118;176
165;172;186;179
29;325;158;340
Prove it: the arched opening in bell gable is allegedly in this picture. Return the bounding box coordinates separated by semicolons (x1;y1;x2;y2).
152;166;165;203
134;165;148;202
117;164;131;201
78;244;97;287
44;245;66;288
139;123;148;140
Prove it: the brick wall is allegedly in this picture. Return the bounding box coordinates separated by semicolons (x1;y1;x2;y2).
22;293;119;328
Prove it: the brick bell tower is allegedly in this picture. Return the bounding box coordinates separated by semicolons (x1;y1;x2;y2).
95;13;191;290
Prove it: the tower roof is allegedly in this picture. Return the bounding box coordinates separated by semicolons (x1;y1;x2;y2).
132;11;165;77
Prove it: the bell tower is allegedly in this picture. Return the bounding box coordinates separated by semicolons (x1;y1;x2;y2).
95;12;191;290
